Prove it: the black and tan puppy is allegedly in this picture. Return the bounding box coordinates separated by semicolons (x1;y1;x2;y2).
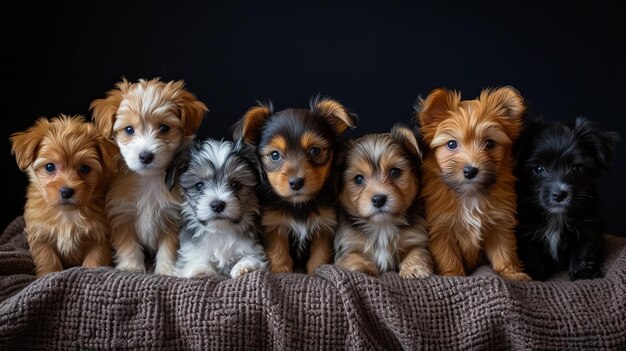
334;125;433;278
235;97;357;274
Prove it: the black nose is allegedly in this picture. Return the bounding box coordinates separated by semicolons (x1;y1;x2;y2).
371;194;387;208
210;200;226;213
60;187;74;199
289;177;305;191
139;151;154;165
552;190;568;203
463;166;479;179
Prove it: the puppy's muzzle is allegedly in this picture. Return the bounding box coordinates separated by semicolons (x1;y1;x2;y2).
139;151;154;165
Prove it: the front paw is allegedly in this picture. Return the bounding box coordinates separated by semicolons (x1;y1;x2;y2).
116;261;146;274
569;264;602;281
155;263;176;276
399;264;432;279
270;264;293;274
500;271;532;282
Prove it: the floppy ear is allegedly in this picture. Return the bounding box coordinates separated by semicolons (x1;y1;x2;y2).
10;117;49;171
415;87;460;127
174;81;209;136
237;101;274;145
165;138;200;191
390;124;422;161
90;79;131;139
233;138;264;181
310;96;358;135
97;139;120;173
480;86;526;141
575;117;620;168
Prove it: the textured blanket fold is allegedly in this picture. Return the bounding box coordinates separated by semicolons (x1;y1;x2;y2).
1;216;625;350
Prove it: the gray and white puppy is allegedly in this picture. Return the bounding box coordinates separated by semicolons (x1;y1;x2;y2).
166;138;268;278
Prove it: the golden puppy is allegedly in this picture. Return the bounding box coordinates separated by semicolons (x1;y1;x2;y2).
415;86;530;281
90;77;208;275
334;125;433;278
10;115;117;277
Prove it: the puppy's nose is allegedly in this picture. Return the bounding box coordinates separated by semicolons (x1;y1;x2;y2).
463;166;479;179
371;194;387;208
289;177;305;191
139;151;154;165
552;190;568;203
210;200;226;213
60;187;74;199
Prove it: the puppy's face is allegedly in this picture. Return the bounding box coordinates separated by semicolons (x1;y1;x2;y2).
175;139;262;230
339;126;422;222
417;87;525;195
520;118;619;214
237;97;357;203
90;78;208;175
10;115;118;210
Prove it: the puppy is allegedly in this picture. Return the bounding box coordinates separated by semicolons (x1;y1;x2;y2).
235;96;357;274
515;117;619;280
166;138;268;278
10;115;117;277
90;77;208;275
334;125;433;278
415;86;530;281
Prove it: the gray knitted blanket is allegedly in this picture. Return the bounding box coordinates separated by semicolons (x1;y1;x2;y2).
1;216;625;350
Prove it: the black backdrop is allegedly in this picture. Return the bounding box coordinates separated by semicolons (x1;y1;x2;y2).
3;1;625;236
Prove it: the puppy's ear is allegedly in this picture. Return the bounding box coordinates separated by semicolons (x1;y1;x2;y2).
481;86;526;140
415;87;460;127
390;124;422;161
90;79;131;139
237;101;274;145
233;138;264;181
97;139;120;173
10;118;49;171
173;81;209;136
165;138;199;191
575;117;621;168
310;96;358;135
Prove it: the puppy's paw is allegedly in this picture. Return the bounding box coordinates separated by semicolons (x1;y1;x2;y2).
500;271;532;282
399;264;432;279
230;264;254;279
116;261;146;274
270;264;293;274
155;264;176;276
569;265;602;281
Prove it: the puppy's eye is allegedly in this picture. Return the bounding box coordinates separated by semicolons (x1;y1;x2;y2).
125;126;134;135
159;124;170;133
45;163;56;173
354;175;365;185
447;140;458;150
269;151;281;161
484;139;496;149
309;147;321;157
390;168;401;178
79;165;91;174
534;165;545;174
572;165;585;174
194;182;205;191
231;181;241;190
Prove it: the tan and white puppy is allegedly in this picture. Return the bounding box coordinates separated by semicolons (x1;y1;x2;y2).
90;77;208;275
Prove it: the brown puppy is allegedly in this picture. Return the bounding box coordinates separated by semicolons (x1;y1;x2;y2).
10;115;117;277
415;86;530;281
236;97;357;274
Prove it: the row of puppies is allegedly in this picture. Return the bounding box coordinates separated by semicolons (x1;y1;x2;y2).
10;79;618;282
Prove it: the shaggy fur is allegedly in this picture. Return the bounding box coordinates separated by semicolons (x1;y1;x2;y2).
334;125;433;278
90;77;208;275
10;115;117;277
166;138;268;278
234;96;357;274
414;86;530;281
515;117;619;280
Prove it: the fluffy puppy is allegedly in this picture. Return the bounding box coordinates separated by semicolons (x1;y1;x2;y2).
415;86;530;281
10;115;117;277
90;77;208;275
515;117;619;280
334;125;433;278
166;138;268;278
235;97;357;274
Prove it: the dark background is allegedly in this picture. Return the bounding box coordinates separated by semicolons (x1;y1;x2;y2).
3;1;624;236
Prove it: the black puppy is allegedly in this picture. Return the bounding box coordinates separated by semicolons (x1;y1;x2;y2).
515;117;619;280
